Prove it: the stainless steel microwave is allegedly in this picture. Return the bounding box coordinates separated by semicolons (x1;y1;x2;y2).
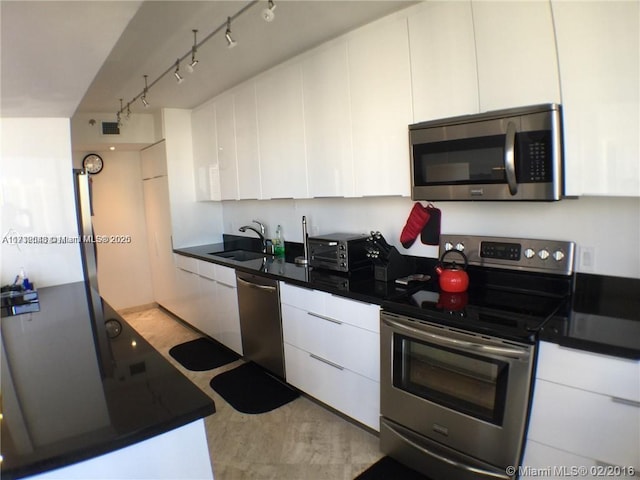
409;104;564;201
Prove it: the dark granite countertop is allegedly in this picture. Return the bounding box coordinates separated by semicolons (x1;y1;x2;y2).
541;273;640;360
176;238;640;360
1;282;215;480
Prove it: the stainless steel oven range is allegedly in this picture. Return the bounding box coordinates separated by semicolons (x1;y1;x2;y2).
380;235;575;480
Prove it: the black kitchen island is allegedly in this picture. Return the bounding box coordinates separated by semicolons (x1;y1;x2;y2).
1;281;216;480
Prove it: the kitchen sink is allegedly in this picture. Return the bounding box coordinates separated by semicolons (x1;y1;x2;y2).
208;249;270;262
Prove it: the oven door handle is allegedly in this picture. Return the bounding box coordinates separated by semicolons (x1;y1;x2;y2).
382;316;530;360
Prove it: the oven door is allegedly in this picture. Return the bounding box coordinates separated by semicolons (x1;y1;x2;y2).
380;311;534;473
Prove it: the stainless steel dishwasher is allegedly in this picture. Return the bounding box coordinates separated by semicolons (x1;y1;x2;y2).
235;271;286;379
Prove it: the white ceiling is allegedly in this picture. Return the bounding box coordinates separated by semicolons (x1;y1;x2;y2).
1;0;416;119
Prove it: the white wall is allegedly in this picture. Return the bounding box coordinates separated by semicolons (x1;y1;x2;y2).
1;118;83;287
222;195;640;279
71;150;154;310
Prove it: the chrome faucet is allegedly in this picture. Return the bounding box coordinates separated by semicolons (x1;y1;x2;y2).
238;220;267;253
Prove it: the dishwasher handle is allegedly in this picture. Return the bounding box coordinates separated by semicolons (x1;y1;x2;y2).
236;276;277;292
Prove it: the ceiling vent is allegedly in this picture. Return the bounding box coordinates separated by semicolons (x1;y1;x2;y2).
101;121;120;135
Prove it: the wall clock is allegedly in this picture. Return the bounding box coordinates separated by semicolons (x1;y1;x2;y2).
83;153;104;175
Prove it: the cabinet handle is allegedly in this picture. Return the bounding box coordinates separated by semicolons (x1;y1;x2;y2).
611;396;640;408
309;353;344;371
307;312;342;325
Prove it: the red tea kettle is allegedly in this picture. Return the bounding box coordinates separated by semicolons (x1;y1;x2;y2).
435;249;469;293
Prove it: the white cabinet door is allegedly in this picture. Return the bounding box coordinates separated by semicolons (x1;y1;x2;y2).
522;440;599;480
256;63;308;199
191;102;221;201
348;16;413;197
284;343;380;431
552;1;639;197
215;93;239;200
472;0;560;112
528;379;640;470
302;40;354;198
197;273;218;340
233;81;262;200
408;1;479;122
141;142;177;309
215;281;242;355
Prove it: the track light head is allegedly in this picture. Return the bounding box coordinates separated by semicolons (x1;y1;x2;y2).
225;17;237;48
174;59;184;84
187;29;199;73
141;75;150;108
262;0;276;22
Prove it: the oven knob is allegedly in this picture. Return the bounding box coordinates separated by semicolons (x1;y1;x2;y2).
444;242;454;251
455;243;465;252
339;244;346;250
340;262;346;268
339;253;346;259
524;248;536;259
538;249;550;260
552;250;565;262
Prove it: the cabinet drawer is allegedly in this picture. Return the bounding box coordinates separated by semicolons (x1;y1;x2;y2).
528;379;640;469
214;264;236;287
280;282;379;332
282;304;379;381
284;343;380;431
536;342;640;401
280;282;324;312
522;440;598;480
197;260;216;280
324;294;379;333
174;254;198;274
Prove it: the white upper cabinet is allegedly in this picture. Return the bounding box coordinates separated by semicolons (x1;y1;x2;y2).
191;102;221;201
552;1;639;197
256;63;308;199
472;0;561;112
215;93;240;200
302;40;355;198
348;16;413;197
408;1;479;122
233;82;262;200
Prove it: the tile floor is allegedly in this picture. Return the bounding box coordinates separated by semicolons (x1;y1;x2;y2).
121;307;383;480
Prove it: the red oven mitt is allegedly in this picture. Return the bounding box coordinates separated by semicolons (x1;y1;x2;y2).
400;202;431;249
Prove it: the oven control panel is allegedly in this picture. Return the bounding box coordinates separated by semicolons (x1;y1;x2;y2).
441;235;575;275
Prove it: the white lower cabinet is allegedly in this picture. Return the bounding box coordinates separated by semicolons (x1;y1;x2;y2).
280;282;380;431
524;342;640;474
172;255;242;355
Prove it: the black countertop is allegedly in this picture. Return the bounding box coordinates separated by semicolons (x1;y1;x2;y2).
541;273;640;360
1;282;215;480
177;239;640;360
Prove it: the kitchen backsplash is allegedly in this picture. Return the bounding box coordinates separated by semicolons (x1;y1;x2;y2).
222;195;639;279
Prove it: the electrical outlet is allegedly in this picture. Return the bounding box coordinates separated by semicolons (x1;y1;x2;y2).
579;246;595;271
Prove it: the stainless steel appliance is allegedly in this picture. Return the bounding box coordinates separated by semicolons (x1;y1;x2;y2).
380;235;575;480
410;104;564;201
236;271;286;379
308;233;370;273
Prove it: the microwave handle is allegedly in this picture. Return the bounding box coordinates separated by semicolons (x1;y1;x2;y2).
504;121;518;195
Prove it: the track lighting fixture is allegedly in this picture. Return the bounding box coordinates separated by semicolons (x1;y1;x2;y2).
116;1;266;117
262;0;276;22
141;75;150;108
174;59;184;84
225;17;237;49
187;29;199;73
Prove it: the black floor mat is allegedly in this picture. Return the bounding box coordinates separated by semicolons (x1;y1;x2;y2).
355;456;433;480
209;361;299;414
169;337;240;371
